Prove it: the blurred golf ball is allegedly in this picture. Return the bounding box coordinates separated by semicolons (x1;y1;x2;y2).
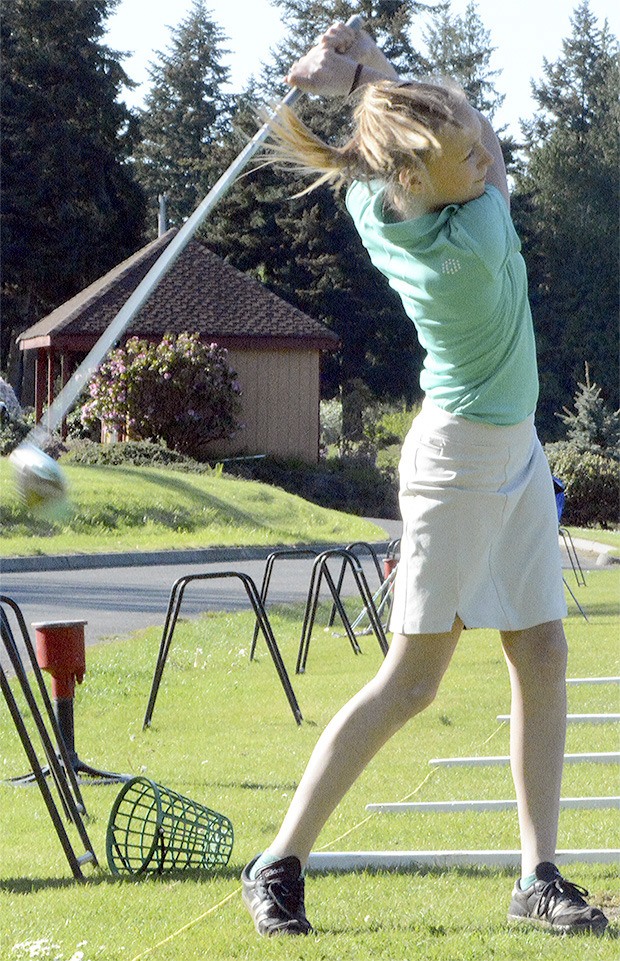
10;443;68;513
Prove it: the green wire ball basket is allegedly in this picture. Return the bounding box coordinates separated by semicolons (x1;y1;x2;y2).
106;776;234;876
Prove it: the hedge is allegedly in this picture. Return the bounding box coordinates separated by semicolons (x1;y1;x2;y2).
545;442;619;528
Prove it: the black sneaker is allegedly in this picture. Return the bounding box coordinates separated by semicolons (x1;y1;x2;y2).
508;862;608;934
241;854;313;936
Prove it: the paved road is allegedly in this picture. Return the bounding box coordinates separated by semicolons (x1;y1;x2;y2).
0;521;401;675
0;521;607;676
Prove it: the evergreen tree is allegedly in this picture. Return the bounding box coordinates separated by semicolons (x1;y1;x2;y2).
423;0;504;118
265;0;428;84
422;2;519;170
557;364;620;459
134;0;233;230
1;0;145;377
512;1;619;438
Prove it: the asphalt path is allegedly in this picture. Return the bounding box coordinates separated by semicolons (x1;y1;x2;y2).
0;520;401;676
0;520;608;677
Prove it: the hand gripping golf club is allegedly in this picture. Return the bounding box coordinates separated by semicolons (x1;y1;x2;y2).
10;15;364;505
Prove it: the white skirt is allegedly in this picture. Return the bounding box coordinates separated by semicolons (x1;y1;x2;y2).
389;400;568;635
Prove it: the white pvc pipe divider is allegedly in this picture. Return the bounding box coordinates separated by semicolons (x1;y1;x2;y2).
497;713;620;724
428;752;620;767
365;796;620;813
566;677;620;685
320;667;620;876
307;849;620;872
338;669;619;876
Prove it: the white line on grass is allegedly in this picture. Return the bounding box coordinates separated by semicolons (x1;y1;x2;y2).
566;677;620;684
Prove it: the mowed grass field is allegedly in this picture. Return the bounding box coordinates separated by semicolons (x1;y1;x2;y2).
1;566;618;961
0;459;386;556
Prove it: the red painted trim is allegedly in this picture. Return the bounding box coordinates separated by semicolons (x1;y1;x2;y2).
35;348;47;422
19;333;340;353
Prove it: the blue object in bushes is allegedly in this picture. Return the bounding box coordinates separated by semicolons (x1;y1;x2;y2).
553;476;566;523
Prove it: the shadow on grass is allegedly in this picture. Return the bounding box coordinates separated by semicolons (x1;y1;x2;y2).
567;601;620;619
0;863;529;897
94;467;278;533
3;465;283;537
4;864;618;942
0;862;517;896
181;778;300;792
0;863;244;894
319;918;619;939
313;863;519;881
319;919;474;938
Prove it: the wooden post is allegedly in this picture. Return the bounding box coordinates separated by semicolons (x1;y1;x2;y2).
47;348;55;414
60;354;70;438
35;348;47;422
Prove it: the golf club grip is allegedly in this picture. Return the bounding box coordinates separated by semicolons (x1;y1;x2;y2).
26;15;365;446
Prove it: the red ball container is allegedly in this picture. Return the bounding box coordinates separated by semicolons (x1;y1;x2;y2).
32;620;87;699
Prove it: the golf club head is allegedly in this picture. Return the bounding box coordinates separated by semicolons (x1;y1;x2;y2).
10;442;68;515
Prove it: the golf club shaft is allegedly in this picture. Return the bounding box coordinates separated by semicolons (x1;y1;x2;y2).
27;14;364;448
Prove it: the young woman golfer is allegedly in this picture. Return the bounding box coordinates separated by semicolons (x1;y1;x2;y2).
241;21;608;937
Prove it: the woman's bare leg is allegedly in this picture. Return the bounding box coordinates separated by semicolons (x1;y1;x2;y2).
501;619;568;876
266;618;463;868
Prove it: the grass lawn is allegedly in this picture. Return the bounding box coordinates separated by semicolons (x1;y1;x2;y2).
569;527;620;555
0;459;385;556
1;458;617;560
1;567;618;961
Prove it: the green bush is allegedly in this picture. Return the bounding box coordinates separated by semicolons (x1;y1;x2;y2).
0;415;31;456
556;366;619;460
61;438;211;473
367;402;420;448
545;441;619;528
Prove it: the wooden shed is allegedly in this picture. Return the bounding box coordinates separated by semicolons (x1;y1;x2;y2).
16;229;340;462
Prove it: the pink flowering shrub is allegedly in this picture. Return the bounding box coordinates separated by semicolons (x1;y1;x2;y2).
82;333;242;458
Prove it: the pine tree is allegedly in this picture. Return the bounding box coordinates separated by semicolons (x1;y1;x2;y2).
557;364;620;459
512;1;619;438
423;0;504;118
265;0;428;85
1;0;146;376
133;0;233;230
422;1;519;170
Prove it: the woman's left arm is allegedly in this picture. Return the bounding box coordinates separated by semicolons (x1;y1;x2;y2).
477;111;510;207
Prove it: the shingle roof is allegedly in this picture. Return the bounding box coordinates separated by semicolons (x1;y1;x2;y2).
18;229;340;352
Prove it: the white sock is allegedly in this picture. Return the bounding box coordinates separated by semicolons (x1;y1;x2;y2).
249;851;281;880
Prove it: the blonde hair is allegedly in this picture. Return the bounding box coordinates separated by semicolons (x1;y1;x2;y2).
261;79;467;209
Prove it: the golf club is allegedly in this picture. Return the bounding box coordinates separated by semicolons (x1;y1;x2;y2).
10;15;364;509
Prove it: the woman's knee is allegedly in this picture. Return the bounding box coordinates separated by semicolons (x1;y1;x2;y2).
381;675;441;726
376;626;461;723
370;626;461;728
